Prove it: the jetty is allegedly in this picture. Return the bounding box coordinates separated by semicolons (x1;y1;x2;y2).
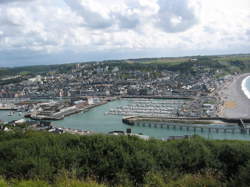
122;96;194;100
122;116;250;134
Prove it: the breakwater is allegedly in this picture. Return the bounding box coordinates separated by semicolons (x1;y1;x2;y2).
122;116;250;124
122;96;193;100
122;116;250;134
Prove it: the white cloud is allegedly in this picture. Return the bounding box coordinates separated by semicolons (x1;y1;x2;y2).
0;0;34;4
0;0;249;66
156;0;199;32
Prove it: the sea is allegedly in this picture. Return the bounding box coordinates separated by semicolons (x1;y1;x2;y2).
1;99;250;140
242;76;250;99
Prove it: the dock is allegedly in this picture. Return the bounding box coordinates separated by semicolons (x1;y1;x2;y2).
122;96;194;100
122;116;250;134
107;99;187;117
26;101;108;121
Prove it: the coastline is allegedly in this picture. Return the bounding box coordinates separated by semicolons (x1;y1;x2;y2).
219;73;250;118
241;76;250;99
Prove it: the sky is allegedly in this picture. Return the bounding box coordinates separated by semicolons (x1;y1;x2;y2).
0;0;250;67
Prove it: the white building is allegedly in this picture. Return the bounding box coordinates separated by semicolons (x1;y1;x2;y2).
88;97;100;105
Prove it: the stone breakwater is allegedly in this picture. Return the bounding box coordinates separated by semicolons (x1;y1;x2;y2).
122;116;250;134
122;116;250;126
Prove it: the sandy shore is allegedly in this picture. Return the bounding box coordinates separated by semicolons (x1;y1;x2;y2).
219;73;250;118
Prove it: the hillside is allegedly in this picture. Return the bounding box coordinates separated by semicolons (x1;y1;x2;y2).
1;54;250;79
0;131;250;186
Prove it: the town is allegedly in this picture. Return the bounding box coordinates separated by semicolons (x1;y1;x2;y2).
0;57;239;121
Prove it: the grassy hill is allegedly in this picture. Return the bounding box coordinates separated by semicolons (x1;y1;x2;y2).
1;54;250;78
0;63;76;78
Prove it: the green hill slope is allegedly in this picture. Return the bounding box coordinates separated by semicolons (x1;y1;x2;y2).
0;131;250;186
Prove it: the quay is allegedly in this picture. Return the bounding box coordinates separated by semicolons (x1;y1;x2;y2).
122;95;194;100
122;116;250;134
0;106;17;110
0;98;30;103
26;101;108;121
0;99;21;110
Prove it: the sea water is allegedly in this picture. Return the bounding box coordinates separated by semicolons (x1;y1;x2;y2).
1;99;250;140
242;76;250;99
52;99;250;140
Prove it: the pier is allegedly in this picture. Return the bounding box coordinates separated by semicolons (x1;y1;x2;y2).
122;96;194;100
122;116;250;134
131;122;244;134
239;119;247;133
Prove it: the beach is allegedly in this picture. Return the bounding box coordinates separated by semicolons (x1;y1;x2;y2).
219;73;250;118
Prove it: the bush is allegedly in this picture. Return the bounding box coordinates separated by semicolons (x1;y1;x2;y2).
0;131;250;186
167;174;222;187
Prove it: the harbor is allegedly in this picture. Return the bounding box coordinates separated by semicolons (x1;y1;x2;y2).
1;98;250;140
106;99;186;117
51;99;250;140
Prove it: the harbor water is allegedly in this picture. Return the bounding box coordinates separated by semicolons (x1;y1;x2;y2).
0;110;24;122
1;99;250;140
52;99;250;140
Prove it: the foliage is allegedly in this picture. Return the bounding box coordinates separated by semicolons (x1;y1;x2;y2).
0;63;76;78
0;177;107;187
167;173;222;187
0;131;249;186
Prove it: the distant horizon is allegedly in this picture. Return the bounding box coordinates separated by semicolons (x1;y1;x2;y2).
1;52;250;68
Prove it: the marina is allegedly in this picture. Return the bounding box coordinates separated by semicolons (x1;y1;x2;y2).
52;99;250;140
1;98;250;140
106;99;186;117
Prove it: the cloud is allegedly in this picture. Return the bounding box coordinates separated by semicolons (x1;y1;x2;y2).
0;0;249;66
112;12;140;29
0;0;33;4
63;0;147;30
156;0;199;32
64;0;112;29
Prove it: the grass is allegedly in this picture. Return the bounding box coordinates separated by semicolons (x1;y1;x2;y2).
0;175;222;187
142;57;190;65
216;56;250;63
0;178;107;187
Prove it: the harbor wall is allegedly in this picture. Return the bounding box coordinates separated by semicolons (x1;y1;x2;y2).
121;96;193;100
122;116;250;134
122;116;250;126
